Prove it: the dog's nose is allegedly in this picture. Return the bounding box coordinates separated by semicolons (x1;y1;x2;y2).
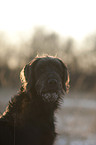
48;79;57;86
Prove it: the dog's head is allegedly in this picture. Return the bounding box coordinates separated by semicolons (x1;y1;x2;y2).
20;56;70;103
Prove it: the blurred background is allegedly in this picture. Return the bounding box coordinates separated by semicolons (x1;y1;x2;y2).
0;0;96;144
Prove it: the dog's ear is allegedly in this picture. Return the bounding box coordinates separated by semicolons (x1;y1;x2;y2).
63;66;70;93
20;64;30;89
58;59;70;93
20;57;41;91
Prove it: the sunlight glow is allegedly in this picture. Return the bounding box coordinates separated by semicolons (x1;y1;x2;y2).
0;0;96;42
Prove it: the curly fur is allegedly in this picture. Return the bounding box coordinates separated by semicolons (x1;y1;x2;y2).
0;56;69;145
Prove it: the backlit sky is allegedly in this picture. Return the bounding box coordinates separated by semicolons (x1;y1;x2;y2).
0;0;96;43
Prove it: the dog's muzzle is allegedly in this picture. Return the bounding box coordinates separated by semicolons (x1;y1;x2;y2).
35;74;64;102
42;93;58;102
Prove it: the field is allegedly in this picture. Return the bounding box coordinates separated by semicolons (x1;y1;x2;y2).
0;88;96;145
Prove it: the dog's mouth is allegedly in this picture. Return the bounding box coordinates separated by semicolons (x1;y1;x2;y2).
41;90;64;103
35;78;64;102
42;92;58;102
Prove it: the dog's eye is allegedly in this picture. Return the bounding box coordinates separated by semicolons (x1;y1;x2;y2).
54;67;62;75
39;68;44;73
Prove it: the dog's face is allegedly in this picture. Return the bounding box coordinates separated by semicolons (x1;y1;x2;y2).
20;56;69;103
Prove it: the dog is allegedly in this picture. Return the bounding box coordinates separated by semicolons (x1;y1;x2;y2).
0;56;69;145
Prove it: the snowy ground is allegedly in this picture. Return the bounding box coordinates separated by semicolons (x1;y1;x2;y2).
55;92;96;145
0;88;96;145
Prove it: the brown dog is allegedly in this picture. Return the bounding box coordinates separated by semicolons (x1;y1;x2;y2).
0;56;69;145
